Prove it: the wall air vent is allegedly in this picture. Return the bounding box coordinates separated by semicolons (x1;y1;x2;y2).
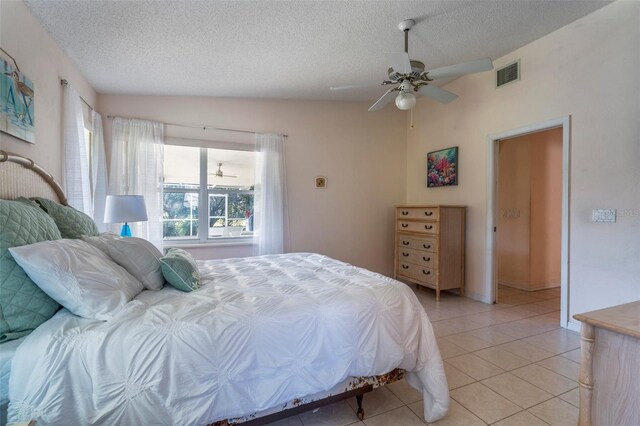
496;60;520;88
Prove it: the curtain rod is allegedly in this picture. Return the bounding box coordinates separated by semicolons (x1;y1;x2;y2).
106;115;288;138
60;79;95;111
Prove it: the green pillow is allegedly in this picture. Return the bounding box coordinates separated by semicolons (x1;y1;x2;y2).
0;199;62;342
160;248;200;292
33;197;99;239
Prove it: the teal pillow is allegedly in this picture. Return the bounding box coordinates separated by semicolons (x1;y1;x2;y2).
33;197;99;239
0;199;62;342
160;248;200;292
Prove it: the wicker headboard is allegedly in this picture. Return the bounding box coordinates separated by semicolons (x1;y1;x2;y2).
0;150;67;205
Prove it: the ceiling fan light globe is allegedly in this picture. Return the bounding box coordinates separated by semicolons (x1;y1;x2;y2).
395;91;416;110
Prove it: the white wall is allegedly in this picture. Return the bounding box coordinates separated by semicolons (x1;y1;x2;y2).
0;0;96;180
98;94;407;276
406;1;640;323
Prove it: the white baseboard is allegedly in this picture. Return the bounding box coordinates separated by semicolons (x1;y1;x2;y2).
566;320;581;333
465;290;492;304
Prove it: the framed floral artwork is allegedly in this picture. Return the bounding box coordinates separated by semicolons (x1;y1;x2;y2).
427;147;458;187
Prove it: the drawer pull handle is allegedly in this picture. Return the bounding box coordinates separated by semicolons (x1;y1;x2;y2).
423;256;431;262
424;225;433;230
423;244;431;249
402;252;409;257
402;241;409;246
422;270;431;275
401;223;408;228
424;211;433;216
402;264;409;269
401;211;409;216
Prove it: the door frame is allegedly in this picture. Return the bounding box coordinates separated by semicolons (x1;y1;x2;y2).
485;116;572;329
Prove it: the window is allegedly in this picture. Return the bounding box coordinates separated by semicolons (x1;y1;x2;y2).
163;145;254;242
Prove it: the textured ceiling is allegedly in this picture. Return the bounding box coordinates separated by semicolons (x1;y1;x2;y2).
25;0;609;102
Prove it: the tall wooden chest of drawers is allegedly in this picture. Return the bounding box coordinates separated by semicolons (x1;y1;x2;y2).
394;205;465;300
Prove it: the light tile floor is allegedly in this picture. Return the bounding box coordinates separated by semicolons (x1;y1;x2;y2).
267;285;580;426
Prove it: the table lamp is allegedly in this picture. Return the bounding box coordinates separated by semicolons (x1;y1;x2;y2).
104;195;148;237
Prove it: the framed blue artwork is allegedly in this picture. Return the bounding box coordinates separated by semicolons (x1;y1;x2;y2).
1;57;35;143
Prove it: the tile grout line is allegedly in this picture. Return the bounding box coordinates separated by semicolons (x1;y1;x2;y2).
424;289;574;426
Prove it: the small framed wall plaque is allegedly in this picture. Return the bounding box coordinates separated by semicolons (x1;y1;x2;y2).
314;176;327;189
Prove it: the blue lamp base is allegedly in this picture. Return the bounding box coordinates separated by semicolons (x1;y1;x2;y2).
120;223;132;237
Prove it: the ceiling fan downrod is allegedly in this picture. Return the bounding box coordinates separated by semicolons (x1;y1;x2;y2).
404;27;409;54
398;19;415;54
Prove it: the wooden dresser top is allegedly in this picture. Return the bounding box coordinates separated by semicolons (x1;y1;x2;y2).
574;301;640;339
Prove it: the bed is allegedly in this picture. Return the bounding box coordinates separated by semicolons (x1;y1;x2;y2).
0;150;449;425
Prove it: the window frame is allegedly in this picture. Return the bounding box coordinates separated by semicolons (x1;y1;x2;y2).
163;143;255;245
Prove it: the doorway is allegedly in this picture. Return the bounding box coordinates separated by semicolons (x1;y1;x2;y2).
485;116;571;329
496;128;562;310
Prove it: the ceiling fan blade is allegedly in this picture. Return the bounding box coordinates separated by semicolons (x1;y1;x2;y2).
417;85;458;104
208;173;238;178
426;58;493;80
368;89;398;111
386;52;412;75
330;83;383;91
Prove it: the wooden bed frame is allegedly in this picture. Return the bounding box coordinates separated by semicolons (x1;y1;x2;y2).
0;150;407;425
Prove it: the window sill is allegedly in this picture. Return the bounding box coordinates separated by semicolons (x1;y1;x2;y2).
164;239;254;249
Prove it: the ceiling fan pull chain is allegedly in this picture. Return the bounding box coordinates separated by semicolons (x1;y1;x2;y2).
410;108;414;128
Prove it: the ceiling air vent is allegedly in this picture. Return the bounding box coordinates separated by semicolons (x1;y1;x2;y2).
496;60;520;88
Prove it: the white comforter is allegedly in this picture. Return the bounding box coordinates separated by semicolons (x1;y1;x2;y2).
8;253;448;425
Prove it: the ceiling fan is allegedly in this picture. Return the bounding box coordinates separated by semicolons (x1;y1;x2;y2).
330;19;494;111
209;163;237;179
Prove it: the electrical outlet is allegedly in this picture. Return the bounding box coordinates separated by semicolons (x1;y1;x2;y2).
592;209;616;223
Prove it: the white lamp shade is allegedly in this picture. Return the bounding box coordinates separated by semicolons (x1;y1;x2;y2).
395;91;417;110
104;195;148;223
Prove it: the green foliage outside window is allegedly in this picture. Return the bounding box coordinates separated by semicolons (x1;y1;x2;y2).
209;193;253;228
163;191;254;238
163;192;198;238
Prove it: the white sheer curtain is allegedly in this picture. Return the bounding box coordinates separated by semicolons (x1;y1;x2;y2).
253;133;287;255
90;111;109;232
62;83;91;214
109;118;164;249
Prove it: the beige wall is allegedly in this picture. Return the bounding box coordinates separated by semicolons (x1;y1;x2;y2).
97;94;407;276
0;0;96;180
407;1;640;322
498;128;562;291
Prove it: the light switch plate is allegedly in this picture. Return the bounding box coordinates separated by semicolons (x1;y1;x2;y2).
592;209;616;223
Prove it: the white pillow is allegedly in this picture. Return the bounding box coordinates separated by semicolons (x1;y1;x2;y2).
9;239;143;320
105;237;165;290
80;232;121;254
